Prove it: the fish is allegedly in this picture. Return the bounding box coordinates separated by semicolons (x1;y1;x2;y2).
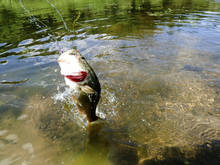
57;49;101;122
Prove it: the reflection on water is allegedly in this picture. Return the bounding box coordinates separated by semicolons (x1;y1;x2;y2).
0;0;220;164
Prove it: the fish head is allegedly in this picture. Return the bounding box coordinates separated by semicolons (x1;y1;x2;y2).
57;49;89;88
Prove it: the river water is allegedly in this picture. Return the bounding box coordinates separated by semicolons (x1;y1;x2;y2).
0;0;220;164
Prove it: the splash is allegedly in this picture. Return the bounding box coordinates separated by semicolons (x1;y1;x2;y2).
52;85;88;127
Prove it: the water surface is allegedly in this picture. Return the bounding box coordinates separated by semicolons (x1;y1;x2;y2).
0;0;220;164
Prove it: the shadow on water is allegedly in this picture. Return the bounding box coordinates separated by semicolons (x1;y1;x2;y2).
139;141;220;165
72;120;139;165
34;96;139;165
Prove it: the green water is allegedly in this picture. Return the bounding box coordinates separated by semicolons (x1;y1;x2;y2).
0;0;220;164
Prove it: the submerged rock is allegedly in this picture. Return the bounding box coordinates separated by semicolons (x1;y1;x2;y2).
5;134;18;143
0;130;8;136
22;143;34;154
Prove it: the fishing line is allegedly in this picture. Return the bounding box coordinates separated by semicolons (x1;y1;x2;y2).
19;0;64;53
45;0;72;32
19;0;81;54
19;0;48;29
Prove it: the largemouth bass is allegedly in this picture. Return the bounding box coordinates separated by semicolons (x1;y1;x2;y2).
58;49;101;122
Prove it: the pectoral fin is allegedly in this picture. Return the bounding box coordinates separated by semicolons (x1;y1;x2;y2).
81;85;95;94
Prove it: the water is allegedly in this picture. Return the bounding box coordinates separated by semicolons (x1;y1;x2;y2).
0;0;220;164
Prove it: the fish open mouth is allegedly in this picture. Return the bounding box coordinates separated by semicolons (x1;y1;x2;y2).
65;71;88;82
